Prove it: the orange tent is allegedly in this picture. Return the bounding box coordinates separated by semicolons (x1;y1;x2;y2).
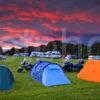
77;60;100;83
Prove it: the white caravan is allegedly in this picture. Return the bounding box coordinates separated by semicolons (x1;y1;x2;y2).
30;51;61;58
46;51;61;58
88;55;100;60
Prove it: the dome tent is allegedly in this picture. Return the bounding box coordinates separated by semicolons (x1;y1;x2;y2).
0;65;14;91
77;60;100;83
31;61;71;86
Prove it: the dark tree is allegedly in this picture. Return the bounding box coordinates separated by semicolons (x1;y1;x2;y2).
28;46;36;55
91;42;100;55
46;40;62;52
39;45;47;52
0;46;3;54
8;47;16;55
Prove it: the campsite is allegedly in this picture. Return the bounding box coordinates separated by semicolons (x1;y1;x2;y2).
0;56;100;100
0;0;100;99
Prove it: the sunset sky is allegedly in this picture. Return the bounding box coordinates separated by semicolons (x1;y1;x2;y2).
0;0;100;49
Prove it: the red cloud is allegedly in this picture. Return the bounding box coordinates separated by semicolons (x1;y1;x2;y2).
0;16;15;21
0;27;40;34
63;12;100;23
0;5;100;24
0;27;41;43
0;42;20;49
0;5;20;12
42;23;64;31
0;26;63;48
0;5;100;48
17;17;33;21
31;10;100;23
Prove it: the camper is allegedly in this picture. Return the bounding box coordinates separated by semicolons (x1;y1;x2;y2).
30;52;43;57
30;52;38;57
88;55;100;60
48;51;61;58
30;51;61;58
13;53;19;56
43;51;61;58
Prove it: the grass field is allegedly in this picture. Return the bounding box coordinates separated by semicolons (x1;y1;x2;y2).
0;56;100;100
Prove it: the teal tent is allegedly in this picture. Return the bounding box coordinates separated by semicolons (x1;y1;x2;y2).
31;61;71;86
0;65;14;91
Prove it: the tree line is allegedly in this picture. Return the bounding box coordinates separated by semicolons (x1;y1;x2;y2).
0;40;100;58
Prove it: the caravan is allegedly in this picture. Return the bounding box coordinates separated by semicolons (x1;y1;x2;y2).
30;51;61;58
88;55;100;60
30;52;42;57
46;51;61;58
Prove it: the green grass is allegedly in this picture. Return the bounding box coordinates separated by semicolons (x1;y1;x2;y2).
0;56;100;100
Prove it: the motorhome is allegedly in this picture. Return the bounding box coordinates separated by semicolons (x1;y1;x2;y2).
30;52;43;57
88;55;100;60
30;51;61;58
46;51;61;58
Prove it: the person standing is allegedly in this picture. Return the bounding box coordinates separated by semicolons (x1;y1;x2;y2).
64;54;71;62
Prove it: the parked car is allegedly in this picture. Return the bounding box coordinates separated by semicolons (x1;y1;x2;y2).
13;53;19;56
19;53;29;57
0;55;6;60
13;53;28;57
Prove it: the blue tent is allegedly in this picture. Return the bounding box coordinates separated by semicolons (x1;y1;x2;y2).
0;65;14;91
31;61;71;86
